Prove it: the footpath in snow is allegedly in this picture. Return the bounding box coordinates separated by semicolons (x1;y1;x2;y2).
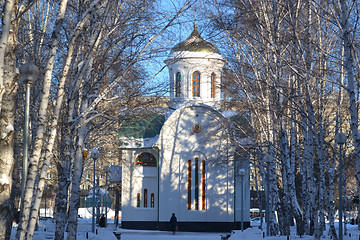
11;218;360;240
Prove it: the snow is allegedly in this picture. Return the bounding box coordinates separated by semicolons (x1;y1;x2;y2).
1;123;14;139
230;225;359;239
0;173;9;185
222;110;239;118
10;216;360;240
119;135;160;149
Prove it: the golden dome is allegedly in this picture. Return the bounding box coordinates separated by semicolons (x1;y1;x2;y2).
171;28;220;54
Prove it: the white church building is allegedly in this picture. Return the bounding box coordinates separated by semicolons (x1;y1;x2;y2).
119;25;250;232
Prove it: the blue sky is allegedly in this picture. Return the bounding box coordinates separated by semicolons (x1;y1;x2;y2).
144;0;206;94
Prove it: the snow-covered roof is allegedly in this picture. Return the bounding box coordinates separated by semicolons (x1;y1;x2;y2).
119;135;160;149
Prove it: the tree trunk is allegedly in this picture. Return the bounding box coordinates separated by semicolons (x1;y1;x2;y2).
16;1;69;239
26;61;69;238
0;2;18;239
287;2;304;234
0;0;16;114
339;0;360;230
54;120;73;240
289;105;302;233
22;1;104;238
327;165;338;239
279;127;291;236
66;98;88;240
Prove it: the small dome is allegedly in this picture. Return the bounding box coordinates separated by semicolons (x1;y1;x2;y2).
171;28;220;54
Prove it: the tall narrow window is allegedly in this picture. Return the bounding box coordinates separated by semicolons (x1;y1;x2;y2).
193;71;200;97
195;157;199;210
188;160;192;210
144;189;148;208
202;160;206;210
151;193;155;208
211;73;215;98
176;72;181;97
137;193;141;207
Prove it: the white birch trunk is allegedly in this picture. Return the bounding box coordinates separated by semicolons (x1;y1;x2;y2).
287;2;304;233
266;88;280;236
268;148;280;236
0;0;16;114
54;3;104;239
66;100;87;240
263;0;281;234
339;0;360;230
289;106;303;231
304;120;314;236
297;72;311;235
16;1;69;239
21;1;104;238
303;2;319;237
54;124;72;240
327;165;338;239
317;120;326;234
315;6;328;232
279;126;291;236
66;22;104;239
66;43;98;240
304;83;328;239
0;2;18;239
304;85;320;239
325;78;341;240
266;85;280;236
26;21;73;240
54;93;78;240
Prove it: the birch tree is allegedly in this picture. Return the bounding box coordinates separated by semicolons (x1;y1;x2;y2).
0;0;16;114
9;0;190;239
0;1;19;239
336;0;360;229
0;0;39;239
21;1;191;239
16;0;70;238
62;1;191;237
204;0;354;238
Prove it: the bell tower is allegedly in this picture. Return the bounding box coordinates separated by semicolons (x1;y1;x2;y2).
165;26;225;110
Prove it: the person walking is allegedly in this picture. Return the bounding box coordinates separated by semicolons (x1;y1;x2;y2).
99;214;106;227
169;213;177;235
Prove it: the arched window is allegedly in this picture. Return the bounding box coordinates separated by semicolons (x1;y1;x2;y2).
195;157;199;210
202;160;206;210
144;189;148;208
137;193;141;207
135;152;157;167
151;193;155;208
175;72;181;97
193;71;200;97
211;73;216;98
188;160;192;210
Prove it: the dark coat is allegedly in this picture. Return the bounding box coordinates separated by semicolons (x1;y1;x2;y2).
169;215;177;231
99;215;106;227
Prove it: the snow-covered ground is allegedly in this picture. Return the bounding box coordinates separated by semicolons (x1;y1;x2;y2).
11;217;360;240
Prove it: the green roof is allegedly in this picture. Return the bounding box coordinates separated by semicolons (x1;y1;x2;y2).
118;113;165;139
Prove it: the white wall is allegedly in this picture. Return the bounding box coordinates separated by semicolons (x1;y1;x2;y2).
156;105;239;223
121;106;251;225
165;51;225;110
121;149;158;222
